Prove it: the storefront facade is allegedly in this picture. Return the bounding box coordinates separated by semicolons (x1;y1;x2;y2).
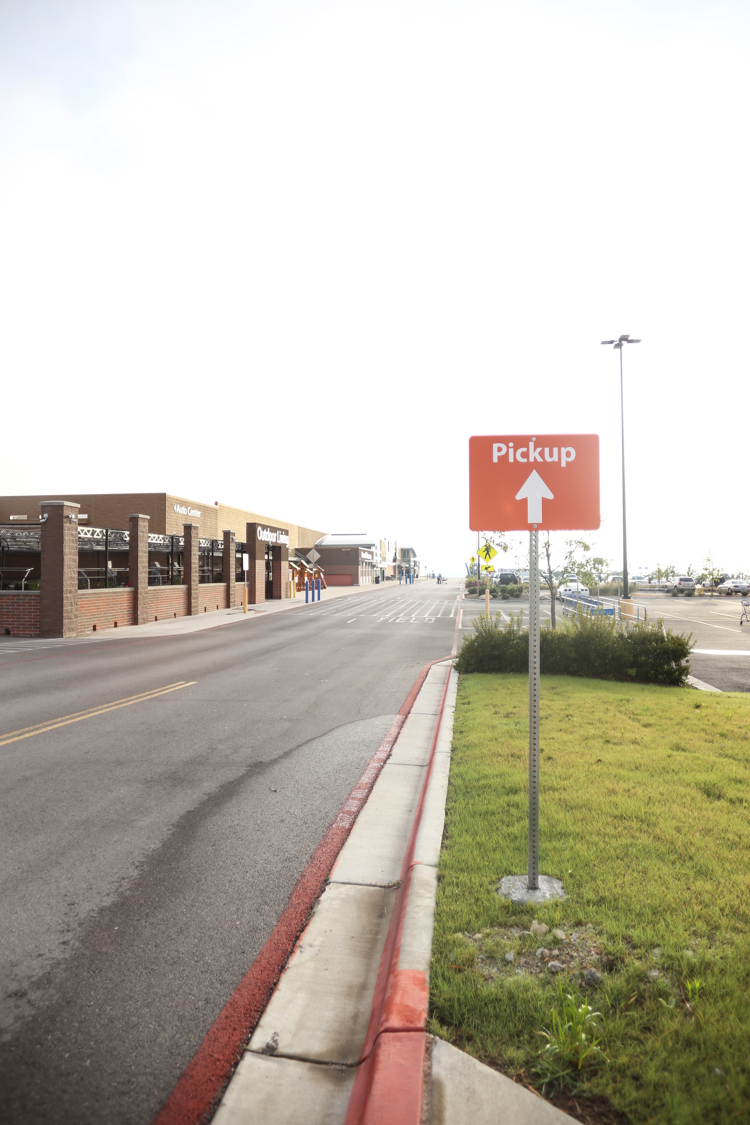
0;493;324;636
244;522;290;604
312;534;382;586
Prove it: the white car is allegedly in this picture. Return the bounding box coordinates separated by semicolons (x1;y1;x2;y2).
557;580;590;600
717;579;750;596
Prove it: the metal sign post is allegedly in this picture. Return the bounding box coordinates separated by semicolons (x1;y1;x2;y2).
469;434;600;903
528;528;540;889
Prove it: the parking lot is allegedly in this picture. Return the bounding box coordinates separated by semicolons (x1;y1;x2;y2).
461;589;750;692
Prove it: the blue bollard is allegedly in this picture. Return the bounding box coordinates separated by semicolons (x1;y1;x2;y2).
305;579;309;603
316;578;320;601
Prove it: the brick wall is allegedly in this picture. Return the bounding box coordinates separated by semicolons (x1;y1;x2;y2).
235;583;247;607
6;583;242;638
319;564;360;585
247;559;265;604
148;586;189;621
77;589;135;635
0;591;41;636
199;583;228;613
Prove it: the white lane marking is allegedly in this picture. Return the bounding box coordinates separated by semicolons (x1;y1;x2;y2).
656;613;741;634
382;598;415;619
693;649;750;656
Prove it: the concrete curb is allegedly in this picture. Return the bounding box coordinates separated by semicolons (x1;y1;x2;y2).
686;674;722;692
343;662;457;1125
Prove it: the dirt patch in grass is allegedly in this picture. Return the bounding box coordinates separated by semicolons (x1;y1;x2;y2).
455;922;611;984
430;673;750;1124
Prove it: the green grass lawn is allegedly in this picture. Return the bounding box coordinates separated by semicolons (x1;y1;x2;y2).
430;673;750;1124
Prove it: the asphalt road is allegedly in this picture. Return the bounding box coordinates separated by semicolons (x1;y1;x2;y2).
0;580;462;1125
460;589;750;691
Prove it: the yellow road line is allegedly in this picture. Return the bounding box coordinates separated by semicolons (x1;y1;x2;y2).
0;682;196;748
1;682;189;738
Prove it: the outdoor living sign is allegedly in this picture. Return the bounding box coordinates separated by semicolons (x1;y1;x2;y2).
256;525;290;547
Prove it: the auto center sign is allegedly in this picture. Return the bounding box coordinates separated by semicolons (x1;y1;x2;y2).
469;434;600;532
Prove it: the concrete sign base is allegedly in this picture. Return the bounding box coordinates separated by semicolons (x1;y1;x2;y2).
496;874;567;905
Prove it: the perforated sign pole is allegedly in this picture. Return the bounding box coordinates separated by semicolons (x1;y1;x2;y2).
528;528;540;890
469;434;600;896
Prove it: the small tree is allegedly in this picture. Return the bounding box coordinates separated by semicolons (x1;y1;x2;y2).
702;552;722;593
541;537;608;629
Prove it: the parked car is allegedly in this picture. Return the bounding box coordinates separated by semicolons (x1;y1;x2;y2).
671;576;696;596
717;579;750;596
557;580;590;600
497;572;519;586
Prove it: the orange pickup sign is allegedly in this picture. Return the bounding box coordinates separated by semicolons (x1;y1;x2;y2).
469;434;600;531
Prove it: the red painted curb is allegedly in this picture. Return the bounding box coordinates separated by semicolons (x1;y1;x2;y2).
344;662;454;1125
151;655;451;1125
361;1031;426;1125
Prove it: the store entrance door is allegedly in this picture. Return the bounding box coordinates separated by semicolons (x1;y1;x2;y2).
265;545;273;599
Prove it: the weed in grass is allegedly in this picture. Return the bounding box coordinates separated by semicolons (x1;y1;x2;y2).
684;978;704;1003
537;979;607;1079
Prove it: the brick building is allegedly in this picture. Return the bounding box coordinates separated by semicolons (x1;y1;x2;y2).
312;534;386;586
0;492;326;637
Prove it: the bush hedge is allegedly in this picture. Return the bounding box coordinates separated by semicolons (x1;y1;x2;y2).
455;610;693;686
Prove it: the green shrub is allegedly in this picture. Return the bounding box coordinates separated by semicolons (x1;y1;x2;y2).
455;609;693;686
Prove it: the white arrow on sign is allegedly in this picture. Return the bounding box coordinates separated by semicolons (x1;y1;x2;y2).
515;470;554;524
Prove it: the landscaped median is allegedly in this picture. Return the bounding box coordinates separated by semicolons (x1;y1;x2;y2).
429;672;750;1124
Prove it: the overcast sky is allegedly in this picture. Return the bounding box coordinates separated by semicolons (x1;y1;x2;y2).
1;0;748;576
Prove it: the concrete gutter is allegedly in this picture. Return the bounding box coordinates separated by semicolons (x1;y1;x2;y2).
210;661;575;1125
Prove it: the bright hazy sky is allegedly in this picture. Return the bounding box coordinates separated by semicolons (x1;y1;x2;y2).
1;0;748;576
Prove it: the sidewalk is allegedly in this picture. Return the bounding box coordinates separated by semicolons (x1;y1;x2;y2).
207;660;575;1125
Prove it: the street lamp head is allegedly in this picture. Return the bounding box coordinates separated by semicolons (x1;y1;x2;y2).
601;336;641;348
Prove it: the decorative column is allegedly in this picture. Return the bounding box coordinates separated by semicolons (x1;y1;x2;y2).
183;523;200;615
271;543;289;599
223;529;236;609
129;514;150;625
245;522;265;605
40;500;80;638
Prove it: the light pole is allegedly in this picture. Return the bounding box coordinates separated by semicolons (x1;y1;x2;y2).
601;334;641;600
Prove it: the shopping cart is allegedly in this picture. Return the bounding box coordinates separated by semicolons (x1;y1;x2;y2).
741;599;750;626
